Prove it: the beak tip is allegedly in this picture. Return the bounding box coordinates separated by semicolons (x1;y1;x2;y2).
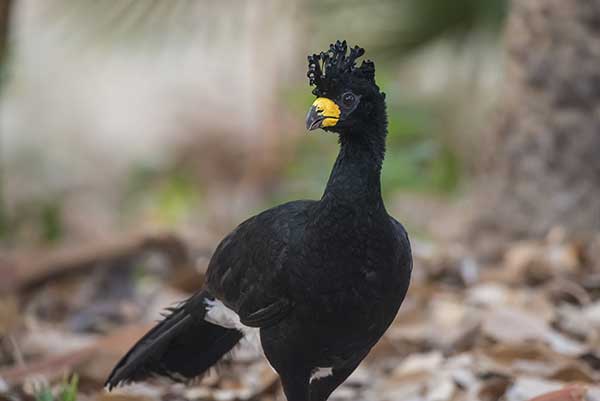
305;98;340;131
305;106;322;131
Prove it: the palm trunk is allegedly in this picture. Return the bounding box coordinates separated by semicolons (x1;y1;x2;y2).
0;0;13;238
475;0;600;240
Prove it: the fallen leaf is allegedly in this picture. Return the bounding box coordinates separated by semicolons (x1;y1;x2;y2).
482;307;587;356
505;377;565;401
526;384;586;401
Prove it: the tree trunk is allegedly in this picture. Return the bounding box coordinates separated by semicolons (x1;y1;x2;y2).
0;0;13;239
477;0;600;240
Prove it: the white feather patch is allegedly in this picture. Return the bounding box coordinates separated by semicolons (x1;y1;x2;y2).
310;367;333;382
204;298;262;353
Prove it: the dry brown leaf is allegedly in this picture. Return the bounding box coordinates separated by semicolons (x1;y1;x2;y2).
0;323;153;387
96;383;163;401
80;323;155;383
0;295;20;335
482;307;587;356
526;384;587;401
392;351;444;378
3;231;190;296
0;345;96;385
505;378;566;401
97;394;156;401
548;363;598;383
478;376;512;401
426;373;456;401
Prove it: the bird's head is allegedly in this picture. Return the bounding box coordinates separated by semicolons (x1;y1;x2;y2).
305;40;385;135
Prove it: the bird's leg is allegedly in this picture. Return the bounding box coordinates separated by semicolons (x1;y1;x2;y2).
309;363;359;401
280;370;310;401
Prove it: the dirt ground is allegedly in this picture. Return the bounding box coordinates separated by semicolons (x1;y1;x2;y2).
1;226;600;401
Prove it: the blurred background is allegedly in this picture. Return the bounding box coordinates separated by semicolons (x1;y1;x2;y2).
0;0;507;247
2;1;600;401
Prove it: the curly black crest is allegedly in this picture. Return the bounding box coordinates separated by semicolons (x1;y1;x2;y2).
307;40;375;96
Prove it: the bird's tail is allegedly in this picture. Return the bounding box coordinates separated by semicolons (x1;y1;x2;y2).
105;291;243;389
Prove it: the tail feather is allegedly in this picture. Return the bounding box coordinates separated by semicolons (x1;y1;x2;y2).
105;292;243;389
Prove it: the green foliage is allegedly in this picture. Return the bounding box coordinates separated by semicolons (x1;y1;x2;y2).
279;131;338;201
383;101;461;194
34;374;79;401
124;164;203;226
40;201;64;243
379;0;508;54
153;173;200;225
35;388;54;401
0;200;8;240
275;86;462;207
58;374;79;401
311;0;507;56
0;198;64;245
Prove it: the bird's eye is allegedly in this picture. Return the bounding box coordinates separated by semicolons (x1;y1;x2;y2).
342;92;355;107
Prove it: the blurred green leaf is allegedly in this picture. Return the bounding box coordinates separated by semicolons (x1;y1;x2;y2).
35;388;54;401
33;374;79;401
124;164;202;227
155;173;200;225
40;201;64;244
279;85;463;202
311;0;507;56
380;0;507;54
58;374;79;401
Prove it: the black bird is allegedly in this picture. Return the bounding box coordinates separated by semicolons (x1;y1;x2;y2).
105;40;412;401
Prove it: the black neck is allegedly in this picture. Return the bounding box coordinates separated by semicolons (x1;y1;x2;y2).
321;108;387;208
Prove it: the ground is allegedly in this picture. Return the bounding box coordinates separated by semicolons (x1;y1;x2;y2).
1;227;599;401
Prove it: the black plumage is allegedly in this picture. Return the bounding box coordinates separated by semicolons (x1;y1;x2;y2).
106;40;412;401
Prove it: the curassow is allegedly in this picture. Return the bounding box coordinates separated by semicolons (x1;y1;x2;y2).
105;40;412;401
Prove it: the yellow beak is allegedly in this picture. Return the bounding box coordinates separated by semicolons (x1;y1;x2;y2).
306;97;341;130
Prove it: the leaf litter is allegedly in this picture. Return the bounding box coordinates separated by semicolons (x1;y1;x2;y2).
2;229;600;401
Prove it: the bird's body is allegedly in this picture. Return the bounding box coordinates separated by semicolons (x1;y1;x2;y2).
106;40;412;401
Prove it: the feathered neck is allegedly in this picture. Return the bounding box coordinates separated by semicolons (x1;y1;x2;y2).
321;101;387;208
